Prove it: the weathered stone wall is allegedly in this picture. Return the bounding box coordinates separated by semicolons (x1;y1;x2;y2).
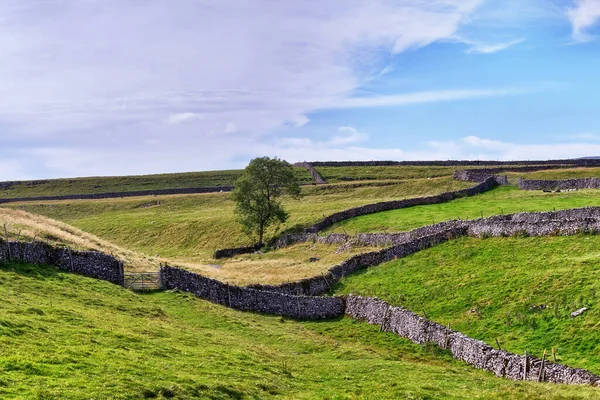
219;178;497;258
467;207;600;237
453;170;509;185
294;162;328;184
310;160;600;167
345;295;600;385
251;227;467;296
160;265;345;319
213;244;263;259
518;177;600;191
0;186;235;205
0;238;124;285
304;177;498;234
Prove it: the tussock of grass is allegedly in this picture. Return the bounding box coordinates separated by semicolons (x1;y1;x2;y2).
334;234;600;373
1;262;598;399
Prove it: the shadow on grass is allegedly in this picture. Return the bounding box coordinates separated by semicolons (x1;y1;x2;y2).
0;261;61;279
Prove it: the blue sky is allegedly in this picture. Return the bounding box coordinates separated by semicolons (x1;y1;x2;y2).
2;0;600;179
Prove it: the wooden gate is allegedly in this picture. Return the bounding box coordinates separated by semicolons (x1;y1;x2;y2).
123;272;163;291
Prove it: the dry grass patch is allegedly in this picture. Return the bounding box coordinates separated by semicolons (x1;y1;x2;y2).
0;207;158;272
172;241;382;286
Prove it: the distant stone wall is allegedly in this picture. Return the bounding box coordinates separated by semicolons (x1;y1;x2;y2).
346;295;600;385
294;162;328;184
453;170;509;185
0;186;235;205
518;177;600;191
266;207;600;297
304;177;499;234
250;227;467;296
0;238;124;285
160;265;345;320
213;244;262;259
310;160;600;167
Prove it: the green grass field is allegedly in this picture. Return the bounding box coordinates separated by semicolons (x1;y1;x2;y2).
327;185;600;234
6;164;600;397
509;167;600;181
6;177;471;268
314;166;458;182
2;261;599;399
333;234;600;374
0;168;314;200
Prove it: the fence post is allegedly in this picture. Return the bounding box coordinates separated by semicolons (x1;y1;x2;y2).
4;224;11;261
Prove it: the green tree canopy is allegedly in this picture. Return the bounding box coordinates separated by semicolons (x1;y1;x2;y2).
232;157;301;245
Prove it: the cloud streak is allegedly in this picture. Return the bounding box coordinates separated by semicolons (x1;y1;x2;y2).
466;38;525;54
328;88;526;109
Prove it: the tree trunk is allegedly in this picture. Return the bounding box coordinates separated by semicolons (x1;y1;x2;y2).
258;224;264;247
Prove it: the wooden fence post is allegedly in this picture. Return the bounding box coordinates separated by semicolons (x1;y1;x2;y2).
538;350;547;382
4;224;11;261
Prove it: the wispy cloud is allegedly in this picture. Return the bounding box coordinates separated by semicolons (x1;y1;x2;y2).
466;38;525;54
166;112;202;125
328;88;527;109
567;0;600;42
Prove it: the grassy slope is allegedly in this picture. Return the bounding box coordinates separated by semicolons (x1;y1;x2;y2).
314;166;458;182
327;185;600;234
334;235;600;373
8;178;471;265
508;167;600;181
0;168;313;199
1;262;597;399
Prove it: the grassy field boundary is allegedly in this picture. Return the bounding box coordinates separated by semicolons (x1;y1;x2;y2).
0;185;235;205
303;176;500;234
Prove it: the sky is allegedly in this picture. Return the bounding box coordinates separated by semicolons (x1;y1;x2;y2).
2;0;600;179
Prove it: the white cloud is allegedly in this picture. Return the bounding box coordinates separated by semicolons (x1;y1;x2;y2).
567;0;600;42
166;112;202;125
330;126;369;145
0;0;490;178
466;38;525;54
329;88;526;109
224;122;237;133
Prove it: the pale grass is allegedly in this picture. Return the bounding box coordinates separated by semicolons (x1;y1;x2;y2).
0;207;158;272
169;242;382;286
0;207;382;285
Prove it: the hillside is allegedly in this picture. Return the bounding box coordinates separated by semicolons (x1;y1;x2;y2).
333;234;600;373
0;168;313;200
1;261;598;399
5;177;472;266
5;163;600;397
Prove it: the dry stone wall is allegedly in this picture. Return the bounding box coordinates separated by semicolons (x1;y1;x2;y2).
310;159;600;167
345;295;600;385
0;238;124;285
294;162;328;184
250;227;467;296
0;186;235;205
214;244;262;259
518;177;600;191
160;265;344;319
304;177;498;234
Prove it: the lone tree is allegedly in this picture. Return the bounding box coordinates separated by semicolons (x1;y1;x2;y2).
232;157;301;246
